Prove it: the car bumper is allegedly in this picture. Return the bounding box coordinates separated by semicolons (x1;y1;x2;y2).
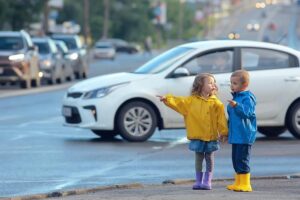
0;63;28;82
93;52;115;59
61;95;117;130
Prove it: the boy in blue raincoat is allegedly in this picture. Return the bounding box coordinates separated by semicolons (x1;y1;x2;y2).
226;70;257;192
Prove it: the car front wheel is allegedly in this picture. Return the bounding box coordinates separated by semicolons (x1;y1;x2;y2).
117;101;157;142
286;101;300;139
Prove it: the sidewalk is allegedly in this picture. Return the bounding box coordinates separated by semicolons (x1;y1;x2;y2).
5;175;300;200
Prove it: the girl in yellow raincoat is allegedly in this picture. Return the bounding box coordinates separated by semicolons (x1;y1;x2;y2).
158;73;228;190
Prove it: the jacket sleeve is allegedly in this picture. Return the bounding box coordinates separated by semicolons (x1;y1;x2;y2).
163;94;191;116
216;102;228;136
235;97;256;119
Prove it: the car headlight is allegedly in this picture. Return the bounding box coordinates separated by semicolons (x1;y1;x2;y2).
41;59;52;68
9;54;25;62
82;82;130;99
68;52;79;60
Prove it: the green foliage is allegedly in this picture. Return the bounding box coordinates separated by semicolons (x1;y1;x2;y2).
0;0;45;30
0;0;208;45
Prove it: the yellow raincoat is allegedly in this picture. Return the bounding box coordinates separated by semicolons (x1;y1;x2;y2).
164;94;228;141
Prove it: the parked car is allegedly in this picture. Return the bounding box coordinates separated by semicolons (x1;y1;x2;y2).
33;37;65;84
51;34;88;79
54;40;75;81
93;41;116;60
99;38;140;54
62;40;300;141
0;30;40;88
246;20;260;31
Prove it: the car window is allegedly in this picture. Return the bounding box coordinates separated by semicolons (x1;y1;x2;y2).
0;36;24;50
182;50;234;75
241;48;293;70
34;42;50;54
134;47;194;74
53;36;81;50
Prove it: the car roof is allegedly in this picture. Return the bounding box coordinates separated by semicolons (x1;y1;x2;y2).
51;34;78;38
32;37;52;43
95;41;113;46
0;31;22;37
180;40;299;54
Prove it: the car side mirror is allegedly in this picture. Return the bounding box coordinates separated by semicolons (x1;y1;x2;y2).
29;46;36;51
172;67;190;78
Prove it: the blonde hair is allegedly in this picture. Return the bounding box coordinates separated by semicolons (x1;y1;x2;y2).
191;73;215;96
231;69;250;86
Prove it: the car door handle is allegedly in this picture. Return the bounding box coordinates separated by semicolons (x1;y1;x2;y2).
284;77;300;82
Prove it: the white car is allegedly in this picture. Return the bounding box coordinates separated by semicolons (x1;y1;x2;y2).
93;42;116;60
62;40;300;142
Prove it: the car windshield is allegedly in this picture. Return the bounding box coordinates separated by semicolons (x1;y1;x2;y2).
34;42;50;54
56;42;68;53
134;47;194;74
0;36;24;51
53;37;82;50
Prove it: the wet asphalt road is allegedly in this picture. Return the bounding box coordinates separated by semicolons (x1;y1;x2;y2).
0;59;299;197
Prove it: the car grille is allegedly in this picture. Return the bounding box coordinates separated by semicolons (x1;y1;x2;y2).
65;106;82;124
0;67;17;76
67;92;83;98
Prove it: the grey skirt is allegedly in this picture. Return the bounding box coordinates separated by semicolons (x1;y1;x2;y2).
189;140;220;153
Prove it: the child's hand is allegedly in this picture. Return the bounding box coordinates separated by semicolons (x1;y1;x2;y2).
219;135;228;143
156;95;166;102
227;99;237;107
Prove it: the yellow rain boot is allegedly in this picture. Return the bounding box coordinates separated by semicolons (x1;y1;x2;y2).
226;174;240;190
234;173;252;192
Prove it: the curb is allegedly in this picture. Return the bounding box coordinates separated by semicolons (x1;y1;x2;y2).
5;183;143;200
3;174;300;200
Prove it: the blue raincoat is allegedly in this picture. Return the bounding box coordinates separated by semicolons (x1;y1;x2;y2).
227;91;257;144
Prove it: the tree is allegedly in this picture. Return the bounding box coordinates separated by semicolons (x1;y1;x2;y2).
2;0;45;30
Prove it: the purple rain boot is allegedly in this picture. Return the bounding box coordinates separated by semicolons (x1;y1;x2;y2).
201;172;212;190
192;172;203;190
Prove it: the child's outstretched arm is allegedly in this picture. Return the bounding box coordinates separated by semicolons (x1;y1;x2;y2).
156;94;190;116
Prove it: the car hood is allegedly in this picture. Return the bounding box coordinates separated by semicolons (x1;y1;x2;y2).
39;54;51;60
68;72;149;92
0;50;24;57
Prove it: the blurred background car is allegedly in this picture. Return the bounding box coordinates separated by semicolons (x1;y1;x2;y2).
0;30;40;88
99;38;141;54
93;41;116;60
246;20;260;31
51;34;88;79
54;40;75;81
33;37;64;84
228;31;240;39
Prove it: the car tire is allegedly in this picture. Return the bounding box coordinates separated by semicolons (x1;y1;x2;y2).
258;127;286;137
31;77;41;87
117;101;157;142
286;101;300;139
91;130;119;139
20;79;31;89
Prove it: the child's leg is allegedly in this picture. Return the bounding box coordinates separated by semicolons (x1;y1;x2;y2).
235;144;251;174
201;152;214;190
234;144;252;192
227;144;240;190
193;152;204;190
204;152;214;172
195;152;204;172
